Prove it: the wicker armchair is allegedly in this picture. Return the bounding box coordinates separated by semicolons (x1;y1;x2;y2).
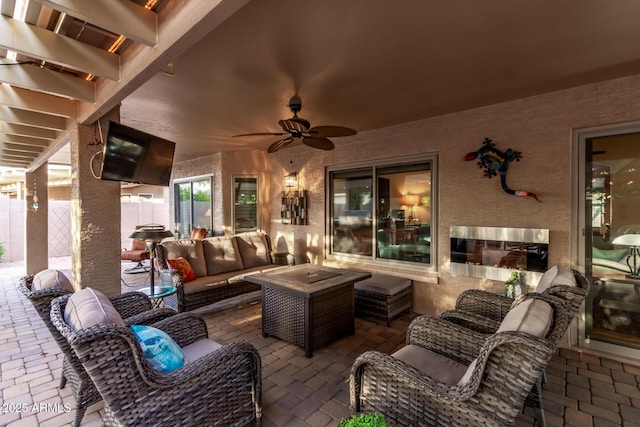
350;294;567;426
51;294;262;427
439;269;589;426
453;268;590;325
439;294;568;426
350;321;557;426
18;276;175;427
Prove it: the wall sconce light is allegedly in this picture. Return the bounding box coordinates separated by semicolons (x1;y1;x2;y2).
284;172;298;188
32;180;39;212
25;179;40;213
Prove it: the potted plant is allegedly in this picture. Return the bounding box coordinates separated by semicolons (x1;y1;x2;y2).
339;413;387;427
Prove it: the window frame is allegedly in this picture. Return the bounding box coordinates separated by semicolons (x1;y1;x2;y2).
231;174;260;234
325;153;438;271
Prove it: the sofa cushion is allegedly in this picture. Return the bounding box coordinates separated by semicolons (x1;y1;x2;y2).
496;298;553;338
64;287;125;331
181;271;258;295
32;269;74;293
392;344;468;385
202;236;244;275
235;233;271;268
159;240;207;277
130;324;185;373
166;257;196;282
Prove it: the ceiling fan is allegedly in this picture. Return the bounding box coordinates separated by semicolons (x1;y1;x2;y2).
232;96;357;153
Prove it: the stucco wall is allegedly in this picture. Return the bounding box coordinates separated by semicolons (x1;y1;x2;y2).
264;74;640;315
171;150;271;236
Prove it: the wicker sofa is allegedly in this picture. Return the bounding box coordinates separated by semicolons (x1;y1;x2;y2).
156;232;289;312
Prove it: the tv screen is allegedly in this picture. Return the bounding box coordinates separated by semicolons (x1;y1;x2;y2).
100;121;176;187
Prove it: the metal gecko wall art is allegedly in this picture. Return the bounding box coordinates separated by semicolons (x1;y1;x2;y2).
464;137;541;202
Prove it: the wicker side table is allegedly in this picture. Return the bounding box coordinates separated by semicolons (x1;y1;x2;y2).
354;274;412;326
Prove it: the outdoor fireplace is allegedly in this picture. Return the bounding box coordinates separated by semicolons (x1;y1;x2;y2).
450;226;549;284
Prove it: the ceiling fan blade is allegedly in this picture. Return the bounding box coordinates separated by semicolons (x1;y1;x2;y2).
232;132;287;137
307;126;357;138
303;136;335;150
268;137;294;153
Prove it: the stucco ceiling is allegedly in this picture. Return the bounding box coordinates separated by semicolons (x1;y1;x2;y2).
3;1;640;168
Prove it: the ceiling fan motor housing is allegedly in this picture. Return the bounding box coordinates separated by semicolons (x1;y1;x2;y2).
279;117;310;134
288;95;302;114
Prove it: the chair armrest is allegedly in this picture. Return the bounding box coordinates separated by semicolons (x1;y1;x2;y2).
438;310;501;334
406;316;486;364
350;350;476;412
455;289;514;322
150;312;208;347
124;308;177;326
159;269;183;287
110;291;153;318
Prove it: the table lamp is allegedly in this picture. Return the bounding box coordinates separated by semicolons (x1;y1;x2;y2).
129;226;173;295
611;233;640;279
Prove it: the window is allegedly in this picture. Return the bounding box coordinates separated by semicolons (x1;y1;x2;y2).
232;175;258;233
328;155;436;266
174;176;212;238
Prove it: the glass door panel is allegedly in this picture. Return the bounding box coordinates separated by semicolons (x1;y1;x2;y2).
175;182;192;239
585;133;640;349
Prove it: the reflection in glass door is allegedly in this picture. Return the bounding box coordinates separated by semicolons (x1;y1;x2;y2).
582;132;640;353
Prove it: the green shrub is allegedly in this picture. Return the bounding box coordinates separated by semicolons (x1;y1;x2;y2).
0;241;4;262
339;413;387;427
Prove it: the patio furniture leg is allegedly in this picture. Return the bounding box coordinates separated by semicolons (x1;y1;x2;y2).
534;407;546;427
73;404;86;427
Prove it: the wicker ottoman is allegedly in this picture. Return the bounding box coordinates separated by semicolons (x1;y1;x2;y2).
354;274;412;326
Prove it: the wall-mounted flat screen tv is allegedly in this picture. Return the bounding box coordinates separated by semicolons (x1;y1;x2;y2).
100;121;176;187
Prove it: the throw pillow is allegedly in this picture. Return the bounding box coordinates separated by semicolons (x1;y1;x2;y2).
130;324;186;373
496;298;553;338
32;269;74;293
592;246;628;262
166;257;197;282
552;266;577;287
64;287;125;331
535;265;558;293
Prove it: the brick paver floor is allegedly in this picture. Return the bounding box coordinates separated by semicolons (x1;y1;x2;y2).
2;261;640;426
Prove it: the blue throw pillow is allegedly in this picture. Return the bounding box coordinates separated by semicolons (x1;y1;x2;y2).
130;325;186;373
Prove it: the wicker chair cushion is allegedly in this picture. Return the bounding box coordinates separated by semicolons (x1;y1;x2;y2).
130;325;186;373
496;298;553;337
392;344;468;385
202;237;244;275
536;265;577;292
160;239;207;277
235;233;271;268
354;274;411;296
32;269;74;292
535;265;558;292
551;266;578;288
166;257;196;282
182;338;223;363
64;288;125;331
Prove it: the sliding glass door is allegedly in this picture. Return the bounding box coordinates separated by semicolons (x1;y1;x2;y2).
174;176;212;238
578;127;640;358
